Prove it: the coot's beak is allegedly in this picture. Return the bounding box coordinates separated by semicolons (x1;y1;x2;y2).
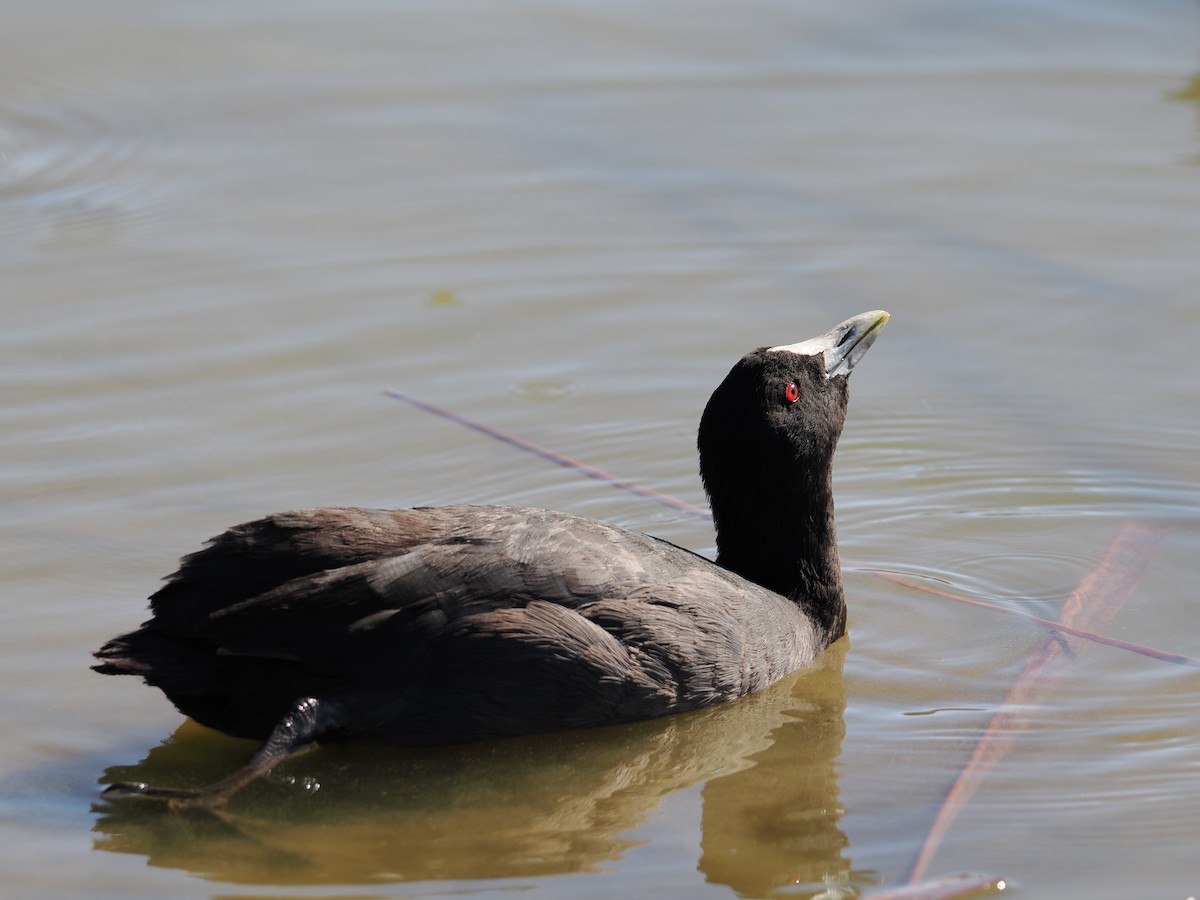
769;310;890;378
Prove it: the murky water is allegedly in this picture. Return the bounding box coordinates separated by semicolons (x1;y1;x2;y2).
2;1;1199;897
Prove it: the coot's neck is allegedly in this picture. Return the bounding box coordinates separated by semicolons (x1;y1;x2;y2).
710;464;846;643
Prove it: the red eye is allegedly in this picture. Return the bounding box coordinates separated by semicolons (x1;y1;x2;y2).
785;382;800;403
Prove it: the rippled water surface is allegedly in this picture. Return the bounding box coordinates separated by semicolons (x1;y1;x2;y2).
3;1;1199;898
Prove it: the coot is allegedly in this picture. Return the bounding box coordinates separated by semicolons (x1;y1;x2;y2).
95;310;888;808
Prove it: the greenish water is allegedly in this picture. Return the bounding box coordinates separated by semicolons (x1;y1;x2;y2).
2;1;1199;897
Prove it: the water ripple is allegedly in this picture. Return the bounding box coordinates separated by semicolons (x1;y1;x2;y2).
838;405;1199;607
0;78;172;255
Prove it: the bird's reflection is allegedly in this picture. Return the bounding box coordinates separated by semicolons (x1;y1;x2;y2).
93;641;849;895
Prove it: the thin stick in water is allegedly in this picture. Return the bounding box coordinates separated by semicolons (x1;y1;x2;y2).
385;389;711;518
863;568;1198;669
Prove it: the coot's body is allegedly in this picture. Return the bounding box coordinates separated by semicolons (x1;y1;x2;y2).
104;506;822;746
95;310;888;806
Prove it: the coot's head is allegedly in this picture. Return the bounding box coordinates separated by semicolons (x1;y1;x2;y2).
697;311;889;599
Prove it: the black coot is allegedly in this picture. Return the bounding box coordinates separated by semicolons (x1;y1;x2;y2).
95;310;889;808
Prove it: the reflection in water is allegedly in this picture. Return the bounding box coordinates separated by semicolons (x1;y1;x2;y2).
93;642;850;895
701;642;854;896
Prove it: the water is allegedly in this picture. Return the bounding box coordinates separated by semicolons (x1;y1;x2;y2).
2;1;1199;897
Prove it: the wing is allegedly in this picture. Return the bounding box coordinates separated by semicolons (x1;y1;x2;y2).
144;506;469;629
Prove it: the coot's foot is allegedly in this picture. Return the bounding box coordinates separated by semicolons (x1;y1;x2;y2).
100;697;332;811
101;779;234;812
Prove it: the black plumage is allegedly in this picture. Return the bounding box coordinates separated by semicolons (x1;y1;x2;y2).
94;310;888;807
